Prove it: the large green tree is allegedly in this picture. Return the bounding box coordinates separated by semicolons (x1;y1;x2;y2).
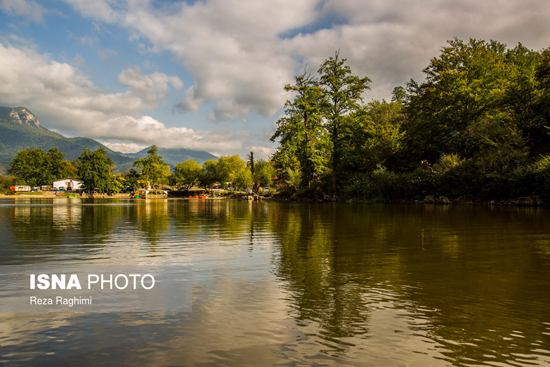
405;38;535;167
171;160;203;191
200;159;221;190
8;147;68;187
318;51;371;197
252;159;275;192
342;100;406;175
271;72;327;187
75;147;115;193
217;155;246;188
132;145;170;188
234;168;253;191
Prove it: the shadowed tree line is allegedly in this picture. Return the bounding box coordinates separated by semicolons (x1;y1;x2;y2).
271;39;550;202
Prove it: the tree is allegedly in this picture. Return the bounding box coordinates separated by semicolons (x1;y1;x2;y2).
534;48;550;155
343;100;405;175
45;148;67;182
285;168;302;192
123;168;141;190
132;145;170;188
75;147;115;193
172;160;203;191
235;168;253;191
8;147;68;187
319;51;371;197
391;86;408;103
271;71;327;187
200;159;221;190
404;38;541;173
405;38;514;163
252;159;275;191
0;174;15;195
217;155;246;188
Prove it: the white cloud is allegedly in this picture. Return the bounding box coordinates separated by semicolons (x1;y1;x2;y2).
0;42;243;154
0;0;45;22
4;0;550;157
249;146;276;160
65;0;321;120
97;48;117;62
100;142;147;154
63;0;120;23
62;0;550;114
93;115;243;152
117;66;183;107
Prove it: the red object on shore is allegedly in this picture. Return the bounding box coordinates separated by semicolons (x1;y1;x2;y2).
9;186;15;192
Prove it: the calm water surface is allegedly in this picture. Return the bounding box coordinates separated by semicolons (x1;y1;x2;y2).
0;198;549;366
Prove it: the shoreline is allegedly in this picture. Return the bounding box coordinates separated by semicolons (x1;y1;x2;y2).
1;192;546;207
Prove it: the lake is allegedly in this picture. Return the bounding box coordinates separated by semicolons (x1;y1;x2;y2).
0;198;549;366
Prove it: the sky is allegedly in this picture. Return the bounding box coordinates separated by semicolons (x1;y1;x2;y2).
0;0;549;159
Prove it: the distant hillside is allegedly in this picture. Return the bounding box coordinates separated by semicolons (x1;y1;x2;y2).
0;107;135;171
0;107;216;172
127;147;217;167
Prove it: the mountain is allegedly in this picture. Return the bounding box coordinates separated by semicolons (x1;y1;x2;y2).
0;106;135;171
126;147;217;167
0;107;216;172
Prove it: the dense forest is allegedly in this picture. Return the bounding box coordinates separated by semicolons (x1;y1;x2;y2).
270;38;550;202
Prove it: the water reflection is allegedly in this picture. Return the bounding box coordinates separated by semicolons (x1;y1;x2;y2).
0;199;549;366
269;204;550;365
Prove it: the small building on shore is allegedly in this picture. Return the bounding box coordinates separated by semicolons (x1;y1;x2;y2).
53;179;83;190
10;185;31;192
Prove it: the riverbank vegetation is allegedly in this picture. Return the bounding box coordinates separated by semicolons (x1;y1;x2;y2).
270;38;550;202
2;143;272;195
2;38;550;202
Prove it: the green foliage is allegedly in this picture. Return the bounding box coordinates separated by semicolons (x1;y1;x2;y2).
432;153;464;175
132;145;171;188
391;86;408;103
532;155;550;173
342;100;405;175
252;159;275;191
217;155;246;187
271;72;327;187
319;51;372;196
467;115;528;174
172;160;203;191
285;168;302;192
75;147;116;193
200;159;221;189
530;155;550;200
123;168;141;190
8;147;68;186
234;168;253;190
0;174;15;194
342;166;402;202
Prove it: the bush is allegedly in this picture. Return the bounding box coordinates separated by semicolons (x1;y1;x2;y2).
0;175;15;195
432;153;464;175
342;166;403;202
530;155;550;201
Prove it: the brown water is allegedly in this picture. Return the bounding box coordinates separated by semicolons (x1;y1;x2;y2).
0;198;549;366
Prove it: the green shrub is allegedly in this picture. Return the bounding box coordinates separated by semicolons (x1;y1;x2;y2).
0;175;15;195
